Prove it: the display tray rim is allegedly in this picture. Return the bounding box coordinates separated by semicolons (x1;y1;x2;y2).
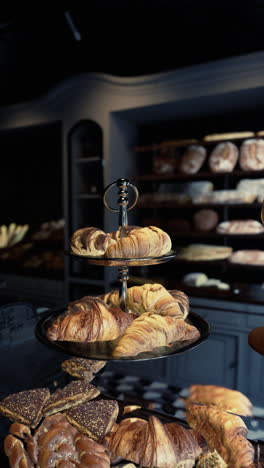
65;249;177;266
35;308;210;362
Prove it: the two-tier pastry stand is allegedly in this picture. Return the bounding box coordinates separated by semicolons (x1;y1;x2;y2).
35;178;210;361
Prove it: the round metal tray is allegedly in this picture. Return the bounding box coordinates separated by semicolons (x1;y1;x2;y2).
35;309;210;362
66;250;177;266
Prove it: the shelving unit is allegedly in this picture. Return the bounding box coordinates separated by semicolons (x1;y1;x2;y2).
66;120;105;302
132;132;264;305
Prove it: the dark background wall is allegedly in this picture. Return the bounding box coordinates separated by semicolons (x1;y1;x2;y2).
0;4;263;106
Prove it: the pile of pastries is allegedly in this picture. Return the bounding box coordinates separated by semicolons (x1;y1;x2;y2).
47;282;200;357
0;357;260;467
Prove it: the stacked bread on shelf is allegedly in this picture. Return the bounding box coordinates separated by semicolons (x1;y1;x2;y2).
0;359;259;468
47;283;200;358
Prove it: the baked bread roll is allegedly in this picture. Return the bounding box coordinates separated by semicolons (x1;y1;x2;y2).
112;313;199;357
193;190;256;204
183;272;208;287
47;296;137;342
71;226;172;258
216;219;264;235
239;138;264;171
179;145;207;174
105;415;203;468
177;244;232;261
102;283;189;319
228;249;264;265
186;384;253;417
203;131;254;142
193;209;219;232
186;404;255;468
208;141;239;173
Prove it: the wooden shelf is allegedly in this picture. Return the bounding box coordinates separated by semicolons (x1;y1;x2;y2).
170;232;264;240
135;169;264;182
137;202;262;209
133;133;260;153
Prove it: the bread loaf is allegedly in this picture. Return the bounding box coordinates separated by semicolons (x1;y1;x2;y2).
193;209;219;232
193;190;256;204
239;138;264;171
177;244;233;261
216;220;264;235
208;142;239;173
153;145;180;174
179;144;207;174
229;249;264;265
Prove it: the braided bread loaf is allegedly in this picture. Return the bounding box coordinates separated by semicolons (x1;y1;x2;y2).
71;225;172;258
27;413;110;468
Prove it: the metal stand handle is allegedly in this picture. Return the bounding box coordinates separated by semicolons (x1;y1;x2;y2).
103;178;139;311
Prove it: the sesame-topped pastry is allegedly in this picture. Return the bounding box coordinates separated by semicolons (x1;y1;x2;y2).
61;358;106;380
66;399;119;441
0;388;50;428
42;380;100;417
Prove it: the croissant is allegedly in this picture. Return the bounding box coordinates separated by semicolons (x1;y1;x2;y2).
104;415;203;468
186;404;255;468
112;313;200;357
186;384;253;417
102;283;189;319
71;225;172;258
71;227;114;256
106;226;172;258
47;296;136;342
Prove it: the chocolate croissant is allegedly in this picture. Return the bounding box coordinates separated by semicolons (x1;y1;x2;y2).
112;313;200;357
47;296;137;342
104;415;203;467
186;404;255;468
71;225;172;258
102;283;189;319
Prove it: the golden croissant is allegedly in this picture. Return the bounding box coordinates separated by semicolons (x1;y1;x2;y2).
104;415;203;468
186;384;253;417
102;283;189;319
112;313;200;357
47;296;136;342
71;225;172;258
186;404;255;468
